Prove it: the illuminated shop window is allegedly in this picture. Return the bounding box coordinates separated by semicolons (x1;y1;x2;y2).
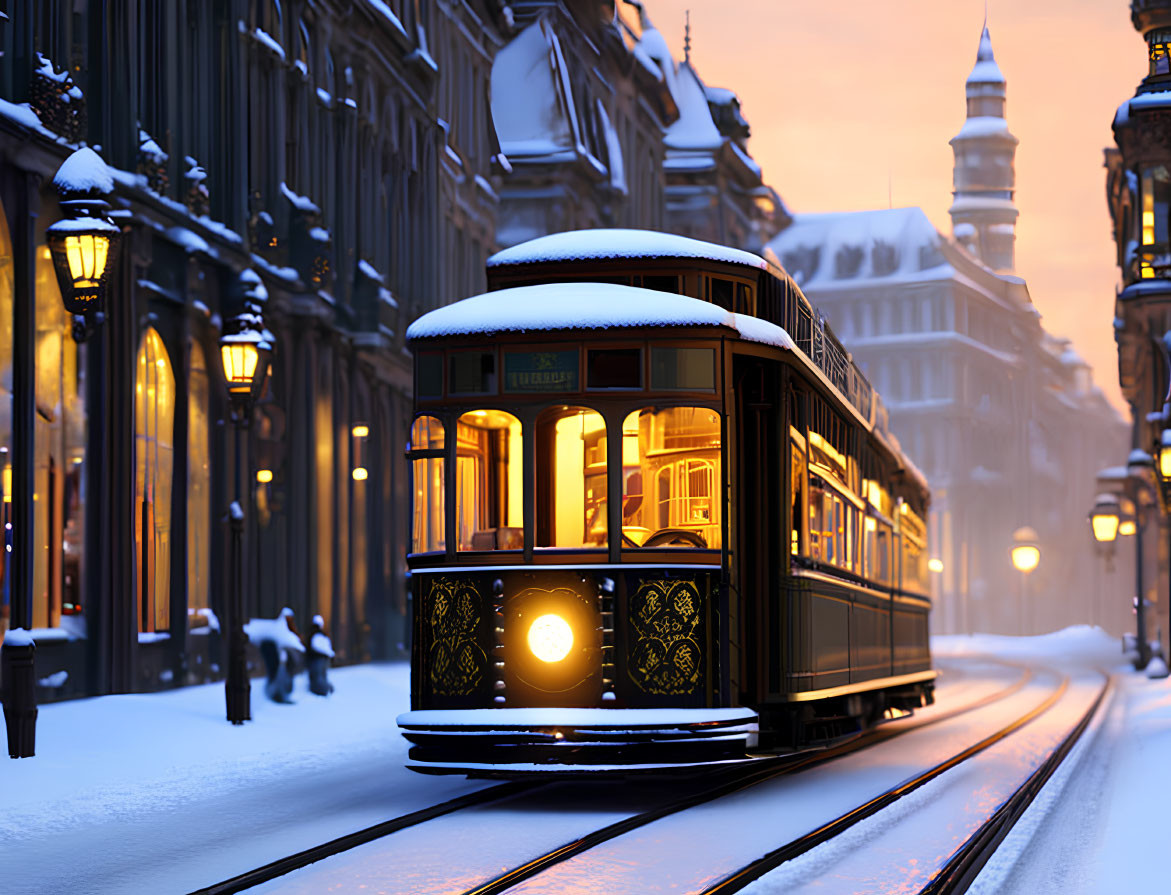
621;406;722;549
0;207;10;638
536;406;607;548
408;415;446;554
187;339;212;629
135;328;174;633
455;410;521;551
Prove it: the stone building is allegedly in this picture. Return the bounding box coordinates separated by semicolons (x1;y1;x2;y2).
0;0;482;700
1108;0;1171;660
770;27;1128;637
488;0;786;251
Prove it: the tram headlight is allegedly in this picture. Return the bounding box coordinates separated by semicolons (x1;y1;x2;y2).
527;614;574;663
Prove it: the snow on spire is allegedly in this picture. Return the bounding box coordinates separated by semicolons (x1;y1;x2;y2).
968;25;1005;85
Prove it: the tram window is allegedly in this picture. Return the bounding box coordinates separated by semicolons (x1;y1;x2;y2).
790;441;806;555
535;406;607;548
621;407;722;549
735;283;753;315
455;410;522;551
587;348;642;390
417;353;443;398
865;515;892;586
808;476;860;571
650;347;715;391
639;275;680;294
449;351;497;395
409;416;445;554
708;277;734;311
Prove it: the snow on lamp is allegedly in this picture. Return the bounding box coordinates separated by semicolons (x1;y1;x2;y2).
46;147;122;321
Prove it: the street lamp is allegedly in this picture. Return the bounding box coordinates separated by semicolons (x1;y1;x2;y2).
219;303;272;725
45;148;122;342
1089;493;1122;546
1011;526;1040;636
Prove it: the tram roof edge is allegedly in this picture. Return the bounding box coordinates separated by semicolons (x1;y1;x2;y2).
486;228;771;271
405;282;795;351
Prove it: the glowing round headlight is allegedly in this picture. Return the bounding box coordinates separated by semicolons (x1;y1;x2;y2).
527;614;574;663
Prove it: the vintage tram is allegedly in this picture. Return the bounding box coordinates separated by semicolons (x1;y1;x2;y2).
398;229;934;774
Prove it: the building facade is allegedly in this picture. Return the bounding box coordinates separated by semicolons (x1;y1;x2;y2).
0;0;496;701
771;28;1128;637
1108;0;1171;659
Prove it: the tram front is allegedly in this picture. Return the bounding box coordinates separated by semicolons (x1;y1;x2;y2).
397;282;757;775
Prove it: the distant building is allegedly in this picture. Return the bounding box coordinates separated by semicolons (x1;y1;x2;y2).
770;29;1128;636
488;1;786;252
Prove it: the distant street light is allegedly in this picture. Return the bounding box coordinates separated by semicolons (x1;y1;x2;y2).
1089;493;1122;545
1010;526;1040;573
928;558;944;574
1011;526;1040;636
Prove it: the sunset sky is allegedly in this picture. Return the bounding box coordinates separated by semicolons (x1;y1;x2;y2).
641;0;1143;413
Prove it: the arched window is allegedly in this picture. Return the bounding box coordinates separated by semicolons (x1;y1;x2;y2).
408;415;445;554
0;205;11;637
621;407;722;549
187;339;211;629
135;328;175;632
455;410;521;551
536;406;607;548
33;243;87;629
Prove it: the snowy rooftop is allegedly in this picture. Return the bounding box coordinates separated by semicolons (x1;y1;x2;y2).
665;61;724;152
488;228;768;270
406;282;793;352
766;207;948;288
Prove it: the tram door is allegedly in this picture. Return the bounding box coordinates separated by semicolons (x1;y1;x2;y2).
734;358;780;706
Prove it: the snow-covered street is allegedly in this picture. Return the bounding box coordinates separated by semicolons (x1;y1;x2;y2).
1;628;1166;895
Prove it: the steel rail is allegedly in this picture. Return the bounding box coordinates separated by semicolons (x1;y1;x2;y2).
456;663;1033;895
917;673;1112;895
187;781;536;895
189;659;1025;895
701;671;1074;894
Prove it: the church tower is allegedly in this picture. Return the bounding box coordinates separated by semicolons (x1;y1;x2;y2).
949;26;1019;271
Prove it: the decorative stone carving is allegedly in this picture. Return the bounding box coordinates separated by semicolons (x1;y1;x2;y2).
30;53;87;143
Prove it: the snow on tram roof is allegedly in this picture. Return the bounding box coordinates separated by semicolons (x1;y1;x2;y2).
486;228;770;271
405;282;795;351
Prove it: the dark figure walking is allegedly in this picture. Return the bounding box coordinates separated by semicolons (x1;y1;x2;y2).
307;614;335;696
246;608;304;703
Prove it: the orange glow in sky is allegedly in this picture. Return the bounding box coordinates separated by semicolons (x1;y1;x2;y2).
643;0;1142;412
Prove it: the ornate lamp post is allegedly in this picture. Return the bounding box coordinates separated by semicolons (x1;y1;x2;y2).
1011;526;1040;635
45;148;122;342
219;312;272;724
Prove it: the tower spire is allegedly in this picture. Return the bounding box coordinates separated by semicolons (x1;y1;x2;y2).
684;10;691;64
948;23;1019;271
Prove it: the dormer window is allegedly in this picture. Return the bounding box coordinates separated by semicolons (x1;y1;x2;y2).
1150;30;1171;76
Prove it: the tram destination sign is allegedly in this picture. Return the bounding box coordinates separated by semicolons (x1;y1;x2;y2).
504;350;578;393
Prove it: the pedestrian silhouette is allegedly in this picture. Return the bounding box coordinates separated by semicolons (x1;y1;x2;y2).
307;614;335;696
244;608;305;703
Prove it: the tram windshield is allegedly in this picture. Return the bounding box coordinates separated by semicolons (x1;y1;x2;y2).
536;406;608;548
621;407;722;549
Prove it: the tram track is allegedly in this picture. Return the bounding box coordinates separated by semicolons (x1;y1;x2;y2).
457;660;1033;895
189;659;1028;895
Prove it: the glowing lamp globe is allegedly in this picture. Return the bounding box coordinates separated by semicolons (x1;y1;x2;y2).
1160;430;1171;483
1089;494;1122;544
219;327;271;406
1010;526;1040;574
46;208;121;315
